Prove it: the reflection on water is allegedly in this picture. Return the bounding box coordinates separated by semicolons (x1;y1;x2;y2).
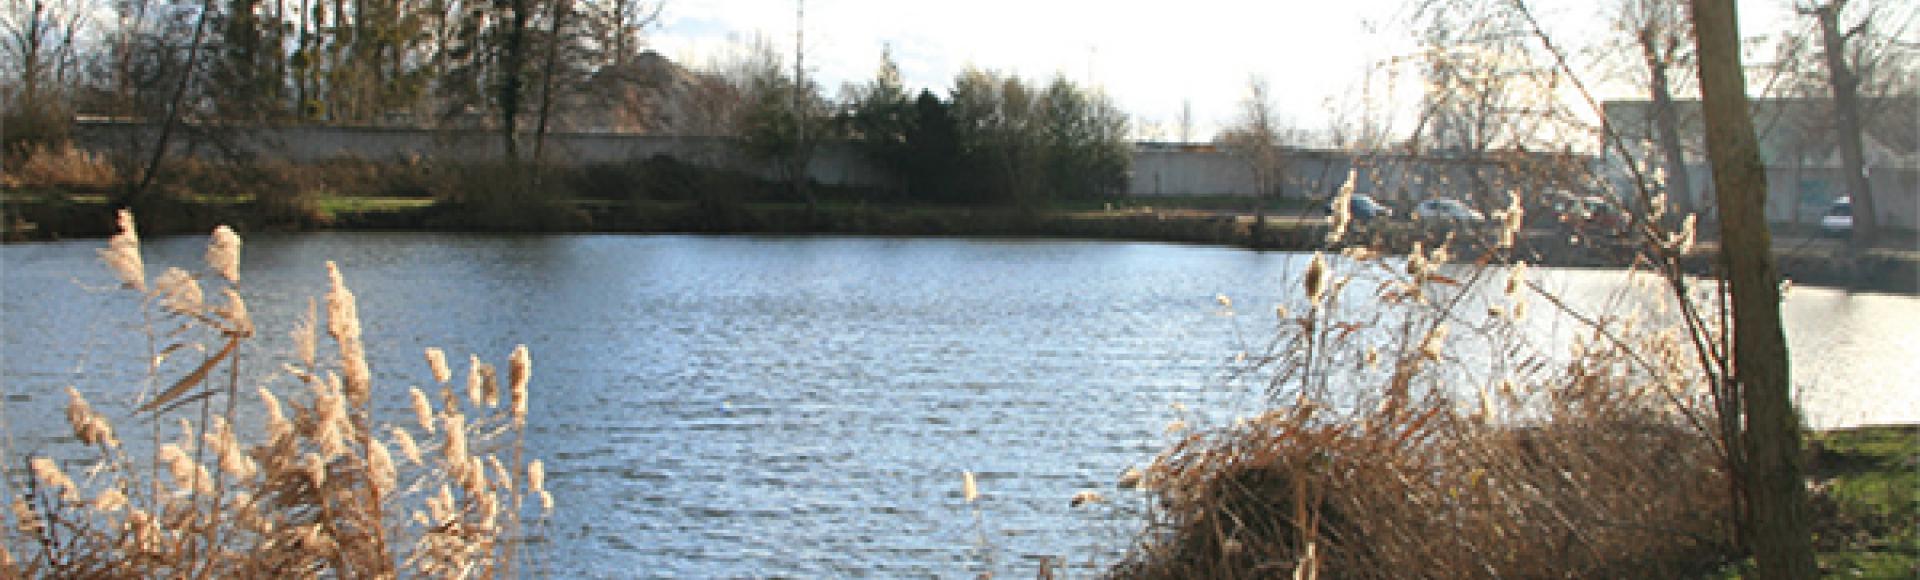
2;234;1912;576
1781;289;1920;429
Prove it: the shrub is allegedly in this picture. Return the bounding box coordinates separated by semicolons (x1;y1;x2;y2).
1;103;71;162
430;162;586;232
1;144;117;190
0;211;551;576
1112;224;1738;577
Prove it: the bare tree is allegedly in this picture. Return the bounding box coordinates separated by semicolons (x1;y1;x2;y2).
1689;0;1816;577
2;0;87;109
530;0;573;170
1411;0;1573;207
1799;0;1880;248
1217;75;1288;200
125;0;220;203
2;0;87;161
1615;0;1697;217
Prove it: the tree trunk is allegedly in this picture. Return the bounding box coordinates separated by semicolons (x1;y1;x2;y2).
1642;29;1696;217
124;0;218;205
498;0;531;163
22;0;45;105
1687;0;1816;578
1251;204;1267;250
1813;0;1876;249
530;0;568;175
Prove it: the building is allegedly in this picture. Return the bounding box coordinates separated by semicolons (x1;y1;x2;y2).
1128;142;1596;212
1600;97;1919;229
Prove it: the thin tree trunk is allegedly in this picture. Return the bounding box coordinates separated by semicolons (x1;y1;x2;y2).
530;0;567;174
1812;0;1876;249
1642;29;1696;217
1687;0;1816;577
22;0;45;105
127;0;218;204
295;0;311;117
498;0;530;163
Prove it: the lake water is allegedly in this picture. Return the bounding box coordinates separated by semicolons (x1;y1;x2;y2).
3;233;1915;577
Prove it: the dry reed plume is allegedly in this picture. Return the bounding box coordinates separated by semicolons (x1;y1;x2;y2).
1;144;119;190
1111;227;1739;578
0;210;551;577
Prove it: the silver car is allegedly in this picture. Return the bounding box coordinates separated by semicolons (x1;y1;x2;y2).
1413;198;1486;223
1820;197;1852;238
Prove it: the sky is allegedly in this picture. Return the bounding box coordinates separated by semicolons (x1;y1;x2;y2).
646;0;1811;142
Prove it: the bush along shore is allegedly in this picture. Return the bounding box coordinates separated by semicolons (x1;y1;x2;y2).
1079;190;1917;579
4;149;1915;291
8;193;1916;293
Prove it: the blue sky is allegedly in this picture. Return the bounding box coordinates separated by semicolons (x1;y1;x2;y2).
646;0;1809;141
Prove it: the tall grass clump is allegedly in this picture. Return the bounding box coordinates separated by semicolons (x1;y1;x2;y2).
1;144;119;191
1111;195;1742;577
0;210;552;576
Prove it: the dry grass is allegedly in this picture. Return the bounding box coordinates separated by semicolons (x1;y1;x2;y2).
1;144;119;190
0;210;550;577
1111;210;1739;578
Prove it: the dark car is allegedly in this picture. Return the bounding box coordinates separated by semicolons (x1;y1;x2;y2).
1530;191;1589;229
1579;196;1627;234
1324;194;1394;221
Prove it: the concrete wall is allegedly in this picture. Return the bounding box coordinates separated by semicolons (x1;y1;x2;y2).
82;123;1777;223
70;122;897;189
1129;150;1256;197
1762;165;1920;230
1127;148;1574;214
1615;159;1920;230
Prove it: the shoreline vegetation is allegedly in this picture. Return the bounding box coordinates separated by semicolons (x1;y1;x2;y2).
1079;187;1916;578
3;153;1914;293
6;193;1915;293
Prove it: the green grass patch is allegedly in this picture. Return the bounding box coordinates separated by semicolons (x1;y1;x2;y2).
1705;426;1917;579
317;196;436;213
1810;425;1919;578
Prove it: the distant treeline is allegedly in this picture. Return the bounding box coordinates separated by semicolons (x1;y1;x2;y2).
2;0;1128;210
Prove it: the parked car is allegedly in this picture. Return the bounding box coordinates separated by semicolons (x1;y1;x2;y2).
1820;197;1853;238
1323;194;1395;222
1578;196;1628;234
1535;190;1590;228
1412;198;1485;224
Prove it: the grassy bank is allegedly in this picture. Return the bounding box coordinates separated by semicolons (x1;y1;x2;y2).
1804;425;1919;578
1698;424;1918;578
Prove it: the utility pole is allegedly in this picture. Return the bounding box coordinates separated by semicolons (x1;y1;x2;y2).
794;0;816;217
795;0;804;136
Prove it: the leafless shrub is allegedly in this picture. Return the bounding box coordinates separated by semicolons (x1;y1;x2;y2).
0;210;551;577
1;143;118;190
1112;245;1736;578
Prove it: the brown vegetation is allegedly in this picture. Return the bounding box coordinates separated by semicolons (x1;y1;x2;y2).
1110;204;1743;577
0;211;551;576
